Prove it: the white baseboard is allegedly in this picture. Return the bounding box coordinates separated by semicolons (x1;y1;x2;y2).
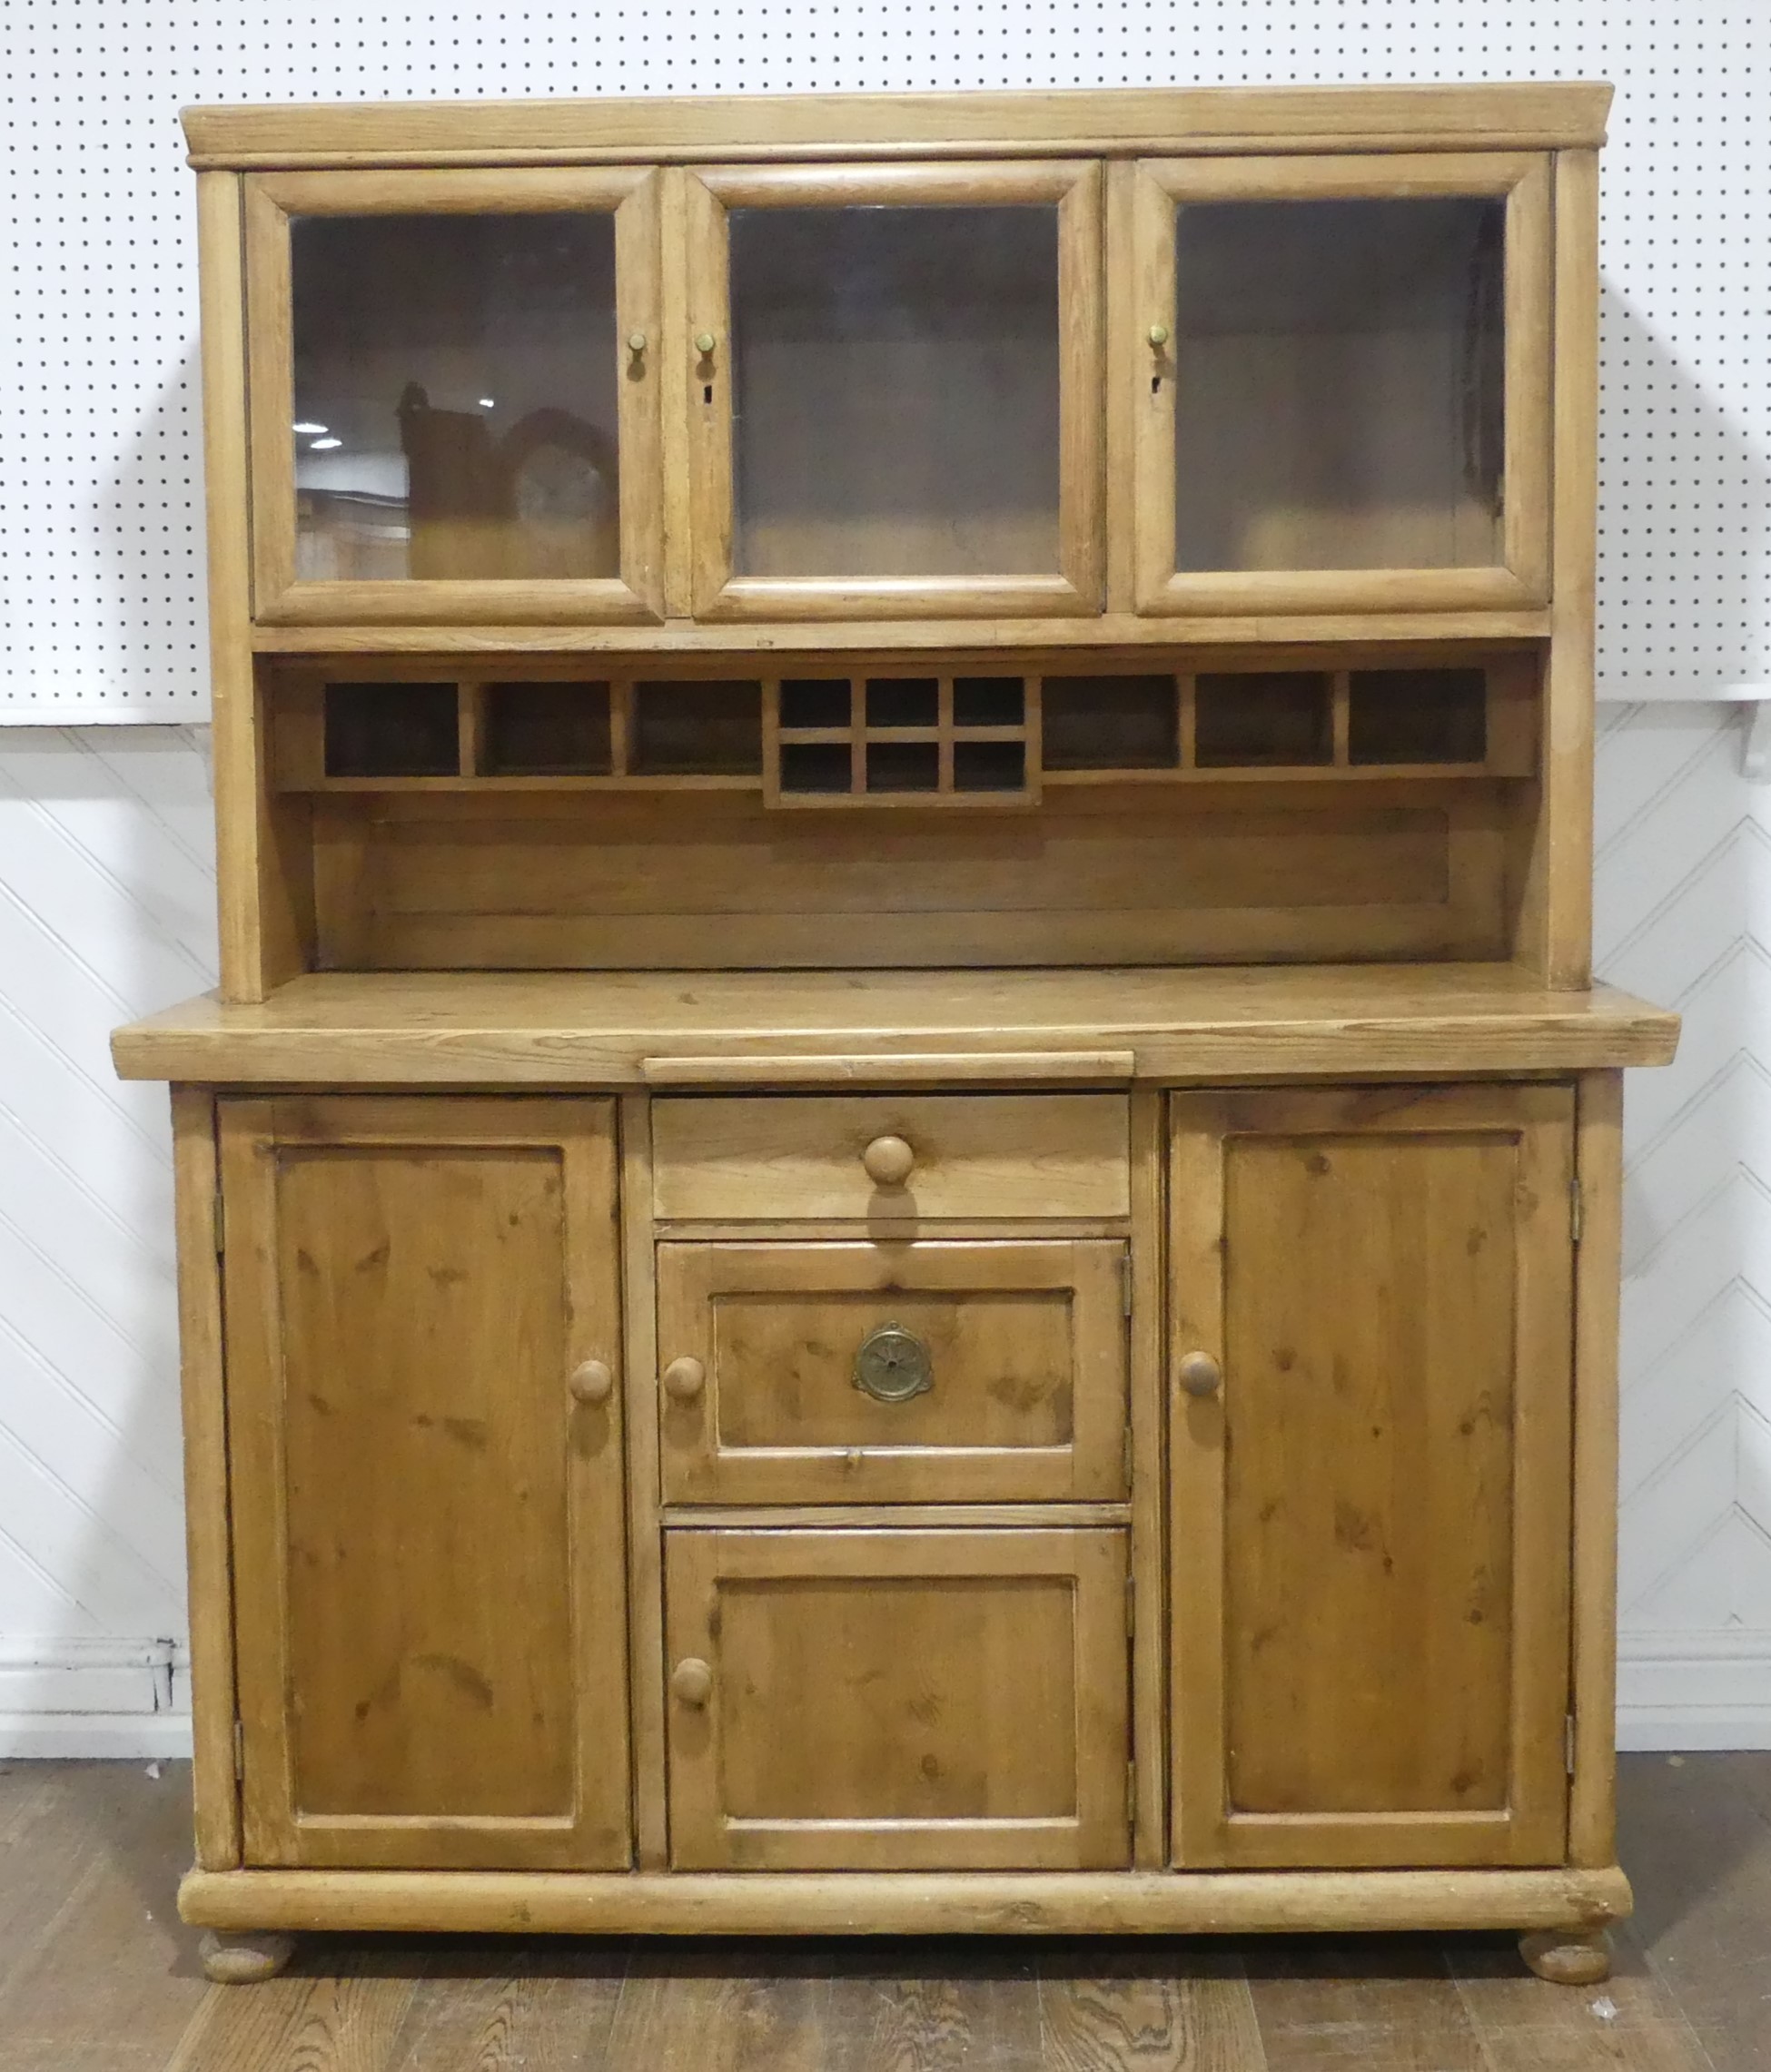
0;1638;192;1759
1617;1630;1771;1750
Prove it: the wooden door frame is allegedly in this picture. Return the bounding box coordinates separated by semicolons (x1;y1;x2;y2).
664;1524;1131;1870
1120;152;1554;617
243;166;667;626
221;1093;631;1869
1167;1083;1575;1869
680;159;1105;622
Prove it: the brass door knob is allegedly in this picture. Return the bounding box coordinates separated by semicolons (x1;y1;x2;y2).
1178;1350;1222;1397
663;1355;707;1403
861;1134;915;1188
569;1358;614;1406
672;1657;713;1706
1148;323;1171;347
694;331;717;355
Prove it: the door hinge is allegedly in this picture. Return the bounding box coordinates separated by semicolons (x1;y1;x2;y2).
213;1181;226;1257
1121;1251;1133;1317
1570;1177;1584;1246
233;1719;244;1781
1126;1760;1137;1829
1565;1713;1577;1776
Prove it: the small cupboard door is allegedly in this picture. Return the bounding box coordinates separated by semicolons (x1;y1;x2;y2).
221;1096;630;1869
1169;1086;1574;1869
665;1528;1131;1870
1121;153;1552;615
244;168;665;624
656;1239;1129;1505
682;162;1103;620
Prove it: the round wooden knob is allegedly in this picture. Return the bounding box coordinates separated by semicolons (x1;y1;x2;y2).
672;1657;713;1706
1178;1351;1222;1398
663;1356;706;1403
694;331;717;355
1147;322;1171;347
862;1135;915;1189
627;331;648;356
569;1358;614;1406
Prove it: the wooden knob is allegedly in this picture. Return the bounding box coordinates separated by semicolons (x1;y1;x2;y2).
663;1356;706;1403
1178;1351;1222;1398
694;331;717;355
1147;323;1171;347
569;1358;614;1406
672;1657;713;1706
627;331;648;356
862;1135;915;1188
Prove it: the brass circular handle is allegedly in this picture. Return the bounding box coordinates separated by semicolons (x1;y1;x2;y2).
861;1134;915;1188
853;1321;935;1405
694;331;717;355
671;1657;713;1706
627;331;648;355
569;1357;614;1406
1148;323;1171;347
662;1355;707;1403
1178;1350;1222;1398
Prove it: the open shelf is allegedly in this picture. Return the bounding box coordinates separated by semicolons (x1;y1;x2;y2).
272;651;1538;801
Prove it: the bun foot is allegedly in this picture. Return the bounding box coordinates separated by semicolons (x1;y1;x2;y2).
200;1928;296;1984
1519;1928;1611;1985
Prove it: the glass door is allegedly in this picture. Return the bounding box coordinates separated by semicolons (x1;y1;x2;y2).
682;163;1103;620
244;169;665;624
1125;154;1551;615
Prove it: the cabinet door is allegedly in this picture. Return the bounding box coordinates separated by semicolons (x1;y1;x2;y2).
222;1096;629;1869
657;1239;1127;1504
1169;1086;1574;1868
1123;153;1551;615
665;1528;1130;1870
244;169;664;624
683;163;1103;620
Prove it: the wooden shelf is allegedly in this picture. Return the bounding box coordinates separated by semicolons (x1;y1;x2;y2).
113;963;1679;1087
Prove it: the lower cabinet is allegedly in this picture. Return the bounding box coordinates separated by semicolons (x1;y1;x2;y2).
219;1096;631;1869
663;1528;1133;1870
1168;1085;1577;1869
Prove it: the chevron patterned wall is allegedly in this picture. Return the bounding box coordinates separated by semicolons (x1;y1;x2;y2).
0;708;1760;1750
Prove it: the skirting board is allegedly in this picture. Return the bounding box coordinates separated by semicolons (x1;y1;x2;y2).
1616;1630;1771;1751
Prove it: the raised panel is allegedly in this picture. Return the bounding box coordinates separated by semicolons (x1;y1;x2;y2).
665;1526;1130;1870
222;1094;630;1869
657;1239;1128;1503
1169;1084;1574;1868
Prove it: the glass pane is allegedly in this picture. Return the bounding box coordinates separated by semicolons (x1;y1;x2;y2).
291;213;620;583
1172;197;1505;573
729;205;1061;579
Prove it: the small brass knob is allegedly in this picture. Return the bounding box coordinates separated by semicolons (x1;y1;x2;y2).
663;1355;706;1403
862;1134;915;1189
569;1358;614;1406
672;1657;713;1706
694;331;717;355
627;331;648;355
1148;323;1170;347
1178;1350;1222;1398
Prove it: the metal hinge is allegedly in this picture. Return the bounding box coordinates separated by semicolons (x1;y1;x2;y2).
213;1182;226;1256
233;1719;244;1781
1570;1177;1584;1246
1565;1713;1577;1776
1126;1761;1137;1829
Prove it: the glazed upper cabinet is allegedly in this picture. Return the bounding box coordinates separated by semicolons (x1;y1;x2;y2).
244;170;666;624
220;1096;631;1869
1124;154;1553;614
680;163;1103;620
240;145;1558;629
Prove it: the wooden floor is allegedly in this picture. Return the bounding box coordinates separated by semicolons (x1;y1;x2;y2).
1;1755;1767;2070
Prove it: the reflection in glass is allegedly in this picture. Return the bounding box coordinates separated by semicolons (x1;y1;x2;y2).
729;205;1062;579
291;213;620;582
1172;197;1506;573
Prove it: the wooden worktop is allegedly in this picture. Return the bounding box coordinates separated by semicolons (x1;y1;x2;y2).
112;963;1677;1088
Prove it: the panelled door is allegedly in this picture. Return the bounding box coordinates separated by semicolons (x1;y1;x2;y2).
1121;153;1553;616
1169;1084;1575;1868
221;1096;631;1869
681;162;1104;620
243;167;666;624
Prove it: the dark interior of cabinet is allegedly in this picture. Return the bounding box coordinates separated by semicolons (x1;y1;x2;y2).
324;682;459;777
482;682;613;775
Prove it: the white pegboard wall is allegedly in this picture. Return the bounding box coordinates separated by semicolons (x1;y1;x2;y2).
1;0;1766;718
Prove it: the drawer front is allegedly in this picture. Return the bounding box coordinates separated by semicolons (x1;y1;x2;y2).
658;1240;1127;1504
651;1093;1131;1223
665;1527;1131;1871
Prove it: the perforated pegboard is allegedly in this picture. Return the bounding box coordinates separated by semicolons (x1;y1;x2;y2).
2;0;1765;717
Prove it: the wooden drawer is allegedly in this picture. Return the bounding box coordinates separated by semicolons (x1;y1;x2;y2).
650;1094;1130;1223
658;1239;1127;1505
664;1527;1131;1871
